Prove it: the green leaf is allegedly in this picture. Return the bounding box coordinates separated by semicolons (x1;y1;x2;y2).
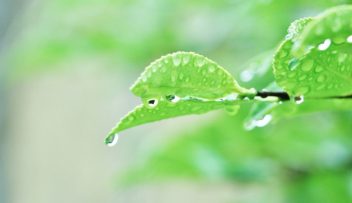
273;5;352;97
131;51;251;101
105;52;253;145
105;99;236;144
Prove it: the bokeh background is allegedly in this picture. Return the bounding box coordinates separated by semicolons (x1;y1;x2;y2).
1;0;352;202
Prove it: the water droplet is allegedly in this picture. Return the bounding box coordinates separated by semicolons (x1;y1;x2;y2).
172;54;181;66
332;19;342;32
298;75;307;81
128;116;135;122
160;66;167;73
147;99;158;108
318;39;331;51
171;74;177;83
347;35;352;43
166;95;180;103
246;115;273;130
288;58;300;70
179;73;184;80
195;58;205;67
256;115;272;127
338;53;348;63
279;51;288;58
106;134;119;147
295;96;304;104
317;74;326;83
217;69;224;76
296;86;309;95
332;36;345;44
288;72;296;78
240;70;254;82
301;60;314;72
208;65;216;73
315;25;324;35
152;65;158;72
225;105;239;116
315;66;324;73
222;93;239;101
182;55;191;65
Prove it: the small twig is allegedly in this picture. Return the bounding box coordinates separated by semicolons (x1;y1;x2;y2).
256;91;352;101
256;91;290;101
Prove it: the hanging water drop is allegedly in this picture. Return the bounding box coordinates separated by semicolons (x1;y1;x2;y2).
106;134;119;147
295;96;304;104
318;39;331;51
245;114;273;130
255;115;273;127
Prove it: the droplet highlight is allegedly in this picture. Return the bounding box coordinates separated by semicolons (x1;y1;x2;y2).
318;39;331;51
347;35;352;43
106;134;119;147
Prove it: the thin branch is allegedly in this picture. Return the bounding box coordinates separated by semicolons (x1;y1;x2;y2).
256;91;290;101
256;91;352;101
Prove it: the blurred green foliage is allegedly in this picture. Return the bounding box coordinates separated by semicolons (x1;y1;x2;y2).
7;0;352;202
9;0;352;79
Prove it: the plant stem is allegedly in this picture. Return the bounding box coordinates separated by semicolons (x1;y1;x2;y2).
256;91;352;101
256;91;290;101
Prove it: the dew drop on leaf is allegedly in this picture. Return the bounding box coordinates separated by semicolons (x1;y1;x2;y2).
208;65;216;73
166;95;180;103
318;39;331;51
301;60;314;72
295;96;304;104
182;55;191;65
317;74;326;83
314;66;324;73
106;133;119;147
338;53;348;63
172;54;182;66
296;86;310;94
147;99;158;108
288;58;300;70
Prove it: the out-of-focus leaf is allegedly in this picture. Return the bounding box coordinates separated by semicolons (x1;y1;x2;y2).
273;6;352;97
